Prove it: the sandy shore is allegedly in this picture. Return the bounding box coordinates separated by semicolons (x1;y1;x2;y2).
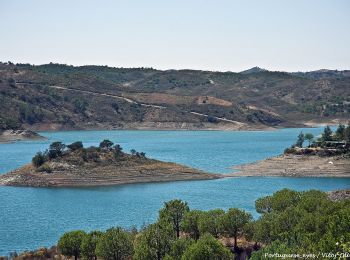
232;154;350;177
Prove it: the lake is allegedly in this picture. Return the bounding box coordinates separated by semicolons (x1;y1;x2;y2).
0;128;349;255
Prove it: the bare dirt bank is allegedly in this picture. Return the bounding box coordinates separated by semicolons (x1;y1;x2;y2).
0;160;221;187
232;154;350;177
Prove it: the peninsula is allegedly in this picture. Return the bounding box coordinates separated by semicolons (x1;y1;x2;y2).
0;140;220;187
233;125;350;177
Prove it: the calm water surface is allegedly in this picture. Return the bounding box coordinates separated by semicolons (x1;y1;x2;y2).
0;128;349;254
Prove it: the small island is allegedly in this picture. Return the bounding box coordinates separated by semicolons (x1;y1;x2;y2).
234;124;350;177
0;140;220;187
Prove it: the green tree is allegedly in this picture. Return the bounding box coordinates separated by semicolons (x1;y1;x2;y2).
48;141;66;159
130;149;137;155
159;199;189;238
32;151;46;168
181;210;203;240
322;126;333;142
58;230;86;260
198;209;225;238
67;141;83;151
81;231;102;260
220;208;252;249
95;227;133;260
295;131;304;147
255;196;272;214
99;139;114;150
164;238;194;260
344;124;350;142
304;133;314;147
134;221;175;260
181;234;232;260
335;124;345;141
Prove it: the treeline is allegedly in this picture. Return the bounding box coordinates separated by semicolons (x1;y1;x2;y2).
32;139;146;170
19;189;350;260
285;124;350;155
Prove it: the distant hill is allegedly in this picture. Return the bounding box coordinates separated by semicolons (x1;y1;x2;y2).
0;62;349;131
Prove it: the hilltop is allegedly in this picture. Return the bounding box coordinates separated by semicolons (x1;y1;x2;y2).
0;140;220;187
0;62;349;131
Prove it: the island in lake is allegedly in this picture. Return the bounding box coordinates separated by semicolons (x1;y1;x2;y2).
234;124;350;177
0;140;220;187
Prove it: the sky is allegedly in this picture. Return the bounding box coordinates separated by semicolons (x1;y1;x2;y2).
0;0;349;72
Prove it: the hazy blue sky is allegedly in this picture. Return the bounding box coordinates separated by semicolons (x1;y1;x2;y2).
1;0;349;72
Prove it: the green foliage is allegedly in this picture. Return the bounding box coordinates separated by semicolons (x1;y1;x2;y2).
95;227;133;260
322;126;333;142
295;131;304;147
58;230;86;260
197;209;225;238
99;139;114;150
32;151;46;168
81;231;102;260
249;189;350;254
304;133;314;147
164;238;194;260
48;141;66;159
134;221;175;260
219;208;252;248
67;141;83;151
181;210;203;240
159;199;190;238
335;124;346;141
181;234;232;260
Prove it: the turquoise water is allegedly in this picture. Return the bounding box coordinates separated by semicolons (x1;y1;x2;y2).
0;128;349;255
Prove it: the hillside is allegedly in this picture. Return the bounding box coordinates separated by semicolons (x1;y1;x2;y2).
0;141;220;187
0;62;349;130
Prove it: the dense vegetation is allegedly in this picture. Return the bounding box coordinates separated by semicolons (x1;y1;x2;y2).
31;140;146;172
1;62;349;130
285;124;350;156
12;189;350;259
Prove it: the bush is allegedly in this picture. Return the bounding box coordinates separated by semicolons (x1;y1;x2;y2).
32;152;46;168
37;164;52;173
67;141;83;151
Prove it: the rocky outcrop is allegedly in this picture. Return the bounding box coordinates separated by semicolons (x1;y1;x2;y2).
327;190;350;201
0;129;46;143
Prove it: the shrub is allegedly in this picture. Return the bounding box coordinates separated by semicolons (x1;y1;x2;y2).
67;141;83;151
32;152;46;168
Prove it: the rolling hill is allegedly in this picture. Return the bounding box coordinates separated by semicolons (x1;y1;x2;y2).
0;62;349;131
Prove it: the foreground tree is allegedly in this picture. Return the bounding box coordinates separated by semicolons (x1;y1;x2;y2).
95;227;133;260
181;210;203;240
220;208;252;249
181;234;232;260
134;221;175;260
198;209;225;238
58;230;86;260
81;231;102;260
159;199;189;238
164;238;194;260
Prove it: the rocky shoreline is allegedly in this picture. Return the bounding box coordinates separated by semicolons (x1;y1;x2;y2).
232;154;350;177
